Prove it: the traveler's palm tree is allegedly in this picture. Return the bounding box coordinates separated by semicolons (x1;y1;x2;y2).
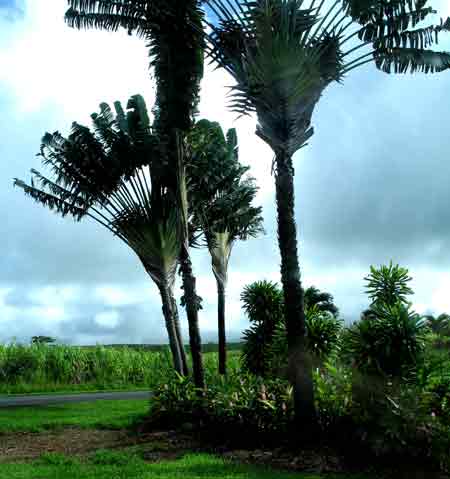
204;0;450;428
65;0;206;388
188;119;264;374
14;95;188;376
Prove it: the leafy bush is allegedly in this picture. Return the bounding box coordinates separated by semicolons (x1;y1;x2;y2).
347;377;450;472
265;306;342;376
148;359;450;473
241;281;341;376
342;302;426;377
241;280;284;376
149;372;294;444
313;360;352;430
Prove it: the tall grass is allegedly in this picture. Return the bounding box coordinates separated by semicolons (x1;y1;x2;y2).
0;344;241;394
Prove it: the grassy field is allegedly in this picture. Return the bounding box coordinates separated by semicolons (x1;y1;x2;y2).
0;452;364;479
0;344;241;394
0;399;370;479
0;399;150;433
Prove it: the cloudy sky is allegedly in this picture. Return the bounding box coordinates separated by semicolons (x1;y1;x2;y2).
1;0;450;345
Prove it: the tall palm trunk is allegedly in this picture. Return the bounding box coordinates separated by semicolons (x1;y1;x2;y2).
179;244;205;389
174;132;205;390
274;152;317;432
171;292;189;375
210;236;231;376
216;280;226;375
157;282;184;375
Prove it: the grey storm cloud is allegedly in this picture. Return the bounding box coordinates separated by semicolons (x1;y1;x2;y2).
1;0;450;344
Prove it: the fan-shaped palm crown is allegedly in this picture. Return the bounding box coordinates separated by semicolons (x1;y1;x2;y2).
14;95;182;290
206;0;450;156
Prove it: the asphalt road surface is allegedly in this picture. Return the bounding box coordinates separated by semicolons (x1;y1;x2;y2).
0;391;152;408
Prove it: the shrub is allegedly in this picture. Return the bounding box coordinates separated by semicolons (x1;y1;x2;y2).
341;302;427;377
241;280;284;376
347;377;450;473
241;281;342;376
148;361;450;473
149;372;294;444
265;306;342;376
313;359;352;431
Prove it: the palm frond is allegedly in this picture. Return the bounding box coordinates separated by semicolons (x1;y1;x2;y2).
206;0;450;155
15;95;184;287
206;0;345;155
375;46;450;72
14;177;88;220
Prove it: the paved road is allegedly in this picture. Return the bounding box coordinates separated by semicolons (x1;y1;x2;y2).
0;391;152;408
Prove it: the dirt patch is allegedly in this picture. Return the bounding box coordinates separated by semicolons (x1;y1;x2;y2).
0;428;129;462
0;428;203;463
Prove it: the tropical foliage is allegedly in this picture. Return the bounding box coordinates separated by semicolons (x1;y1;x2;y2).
204;0;450;425
188;119;264;374
65;0;207;388
423;313;450;336
341;301;427;377
304;286;339;318
14;96;189;375
241;280;285;376
364;260;414;307
241;281;342;376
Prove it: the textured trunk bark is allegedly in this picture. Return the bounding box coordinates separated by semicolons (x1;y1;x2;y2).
179;244;205;390
217;280;226;375
274;152;317;433
171;292;189;376
158;283;184;375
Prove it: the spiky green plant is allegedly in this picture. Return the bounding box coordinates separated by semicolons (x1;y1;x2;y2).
342;301;427;377
364;260;414;307
266;305;343;377
241;280;285;376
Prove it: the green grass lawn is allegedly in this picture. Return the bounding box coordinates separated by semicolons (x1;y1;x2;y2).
0;451;364;479
0;400;372;479
0;399;149;433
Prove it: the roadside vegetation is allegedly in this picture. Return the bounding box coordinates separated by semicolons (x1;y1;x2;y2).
5;0;450;477
0;347;241;394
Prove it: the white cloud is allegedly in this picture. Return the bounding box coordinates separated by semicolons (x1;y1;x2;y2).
94;284;152;307
0;0;154;121
94;310;120;329
430;274;450;314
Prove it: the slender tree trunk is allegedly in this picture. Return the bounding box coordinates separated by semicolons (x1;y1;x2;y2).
179;244;205;390
274;151;317;434
158;283;184;375
171;291;189;375
217;280;227;375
